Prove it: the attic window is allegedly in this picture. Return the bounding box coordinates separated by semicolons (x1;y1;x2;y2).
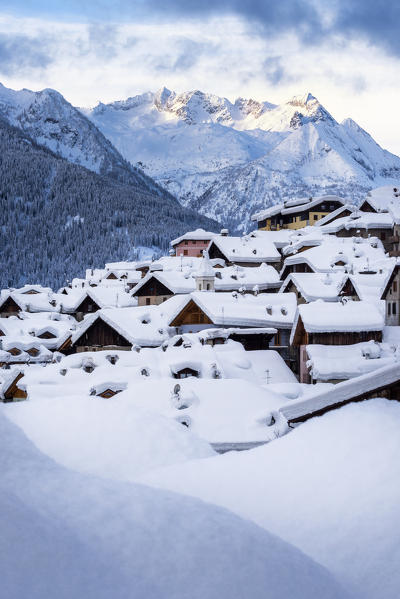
141;318;150;324
8;348;21;356
215;272;222;279
281;307;288;315
27;348;40;357
266;306;272;315
106;354;119;365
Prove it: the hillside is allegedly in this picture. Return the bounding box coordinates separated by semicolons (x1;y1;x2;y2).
0;117;218;289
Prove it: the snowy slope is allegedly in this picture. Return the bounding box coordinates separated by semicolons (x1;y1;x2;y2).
142;399;400;599
84;89;400;230
0;408;348;599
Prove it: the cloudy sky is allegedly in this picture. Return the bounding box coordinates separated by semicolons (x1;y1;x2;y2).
1;1;400;153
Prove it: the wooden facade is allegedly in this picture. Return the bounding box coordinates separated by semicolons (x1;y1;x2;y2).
74;317;132;352
2;372;27;403
37;330;57;339
292;315;383;382
381;265;400;325
0;296;22;318
97;388;122;398
170;300;213;328
208;241;232;264
292;323;383;347
280;262;314;280
133;277;174;306
229;332;272;351
74;295;101;321
173;367;200;379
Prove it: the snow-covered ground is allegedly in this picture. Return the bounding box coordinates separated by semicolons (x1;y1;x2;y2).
1;408;349;599
141;400;400;599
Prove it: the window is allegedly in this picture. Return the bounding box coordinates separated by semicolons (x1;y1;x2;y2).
146;298;151;305
393;302;397;315
381;232;386;241
394;281;398;293
183;250;188;256
206;284;210;290
184;241;188;245
313;214;318;220
192;240;196;244
388;302;391;316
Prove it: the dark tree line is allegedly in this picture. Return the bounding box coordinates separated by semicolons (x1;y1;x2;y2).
0;118;219;289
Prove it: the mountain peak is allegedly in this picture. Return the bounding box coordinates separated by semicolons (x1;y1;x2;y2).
288;92;318;107
154;87;173;109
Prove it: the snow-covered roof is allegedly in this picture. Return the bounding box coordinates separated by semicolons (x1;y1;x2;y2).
71;307;169;347
132;261;281;297
171;228;217;246
362;185;400;213
104;261;140;271
80;287;135;309
213;264;280;291
281;236;388;274
132;270;196;296
11;284;53;295
209;234;281;263
305;341;397;381
291;299;384;342
251;195;346;222
313;204;358;227
280;361;400;424
281;228;326;257
136;255;224;271
0;292;59;313
350;269;393;302
168;291;297;329
0;368;25;399
280;272;348;302
318;211;394;234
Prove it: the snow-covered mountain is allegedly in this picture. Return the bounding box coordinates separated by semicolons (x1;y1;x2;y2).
0;82;130;174
83;88;400;230
0;82;168;199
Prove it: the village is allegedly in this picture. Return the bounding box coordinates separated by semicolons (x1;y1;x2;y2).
1;184;400;447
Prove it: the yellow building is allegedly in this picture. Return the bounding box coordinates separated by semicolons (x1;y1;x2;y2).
252;196;346;231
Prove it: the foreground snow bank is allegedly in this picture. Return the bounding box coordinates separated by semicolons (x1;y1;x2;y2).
142;399;400;599
4;394;214;479
0;411;347;599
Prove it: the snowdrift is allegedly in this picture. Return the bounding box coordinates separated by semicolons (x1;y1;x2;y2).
0;409;347;599
142;399;400;599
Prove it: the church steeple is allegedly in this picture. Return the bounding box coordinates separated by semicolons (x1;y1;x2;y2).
195;250;215;292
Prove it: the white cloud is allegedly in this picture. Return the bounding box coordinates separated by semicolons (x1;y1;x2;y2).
0;13;399;154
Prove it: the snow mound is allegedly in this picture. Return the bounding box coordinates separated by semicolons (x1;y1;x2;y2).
3;395;214;480
142;399;400;599
0;409;346;599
